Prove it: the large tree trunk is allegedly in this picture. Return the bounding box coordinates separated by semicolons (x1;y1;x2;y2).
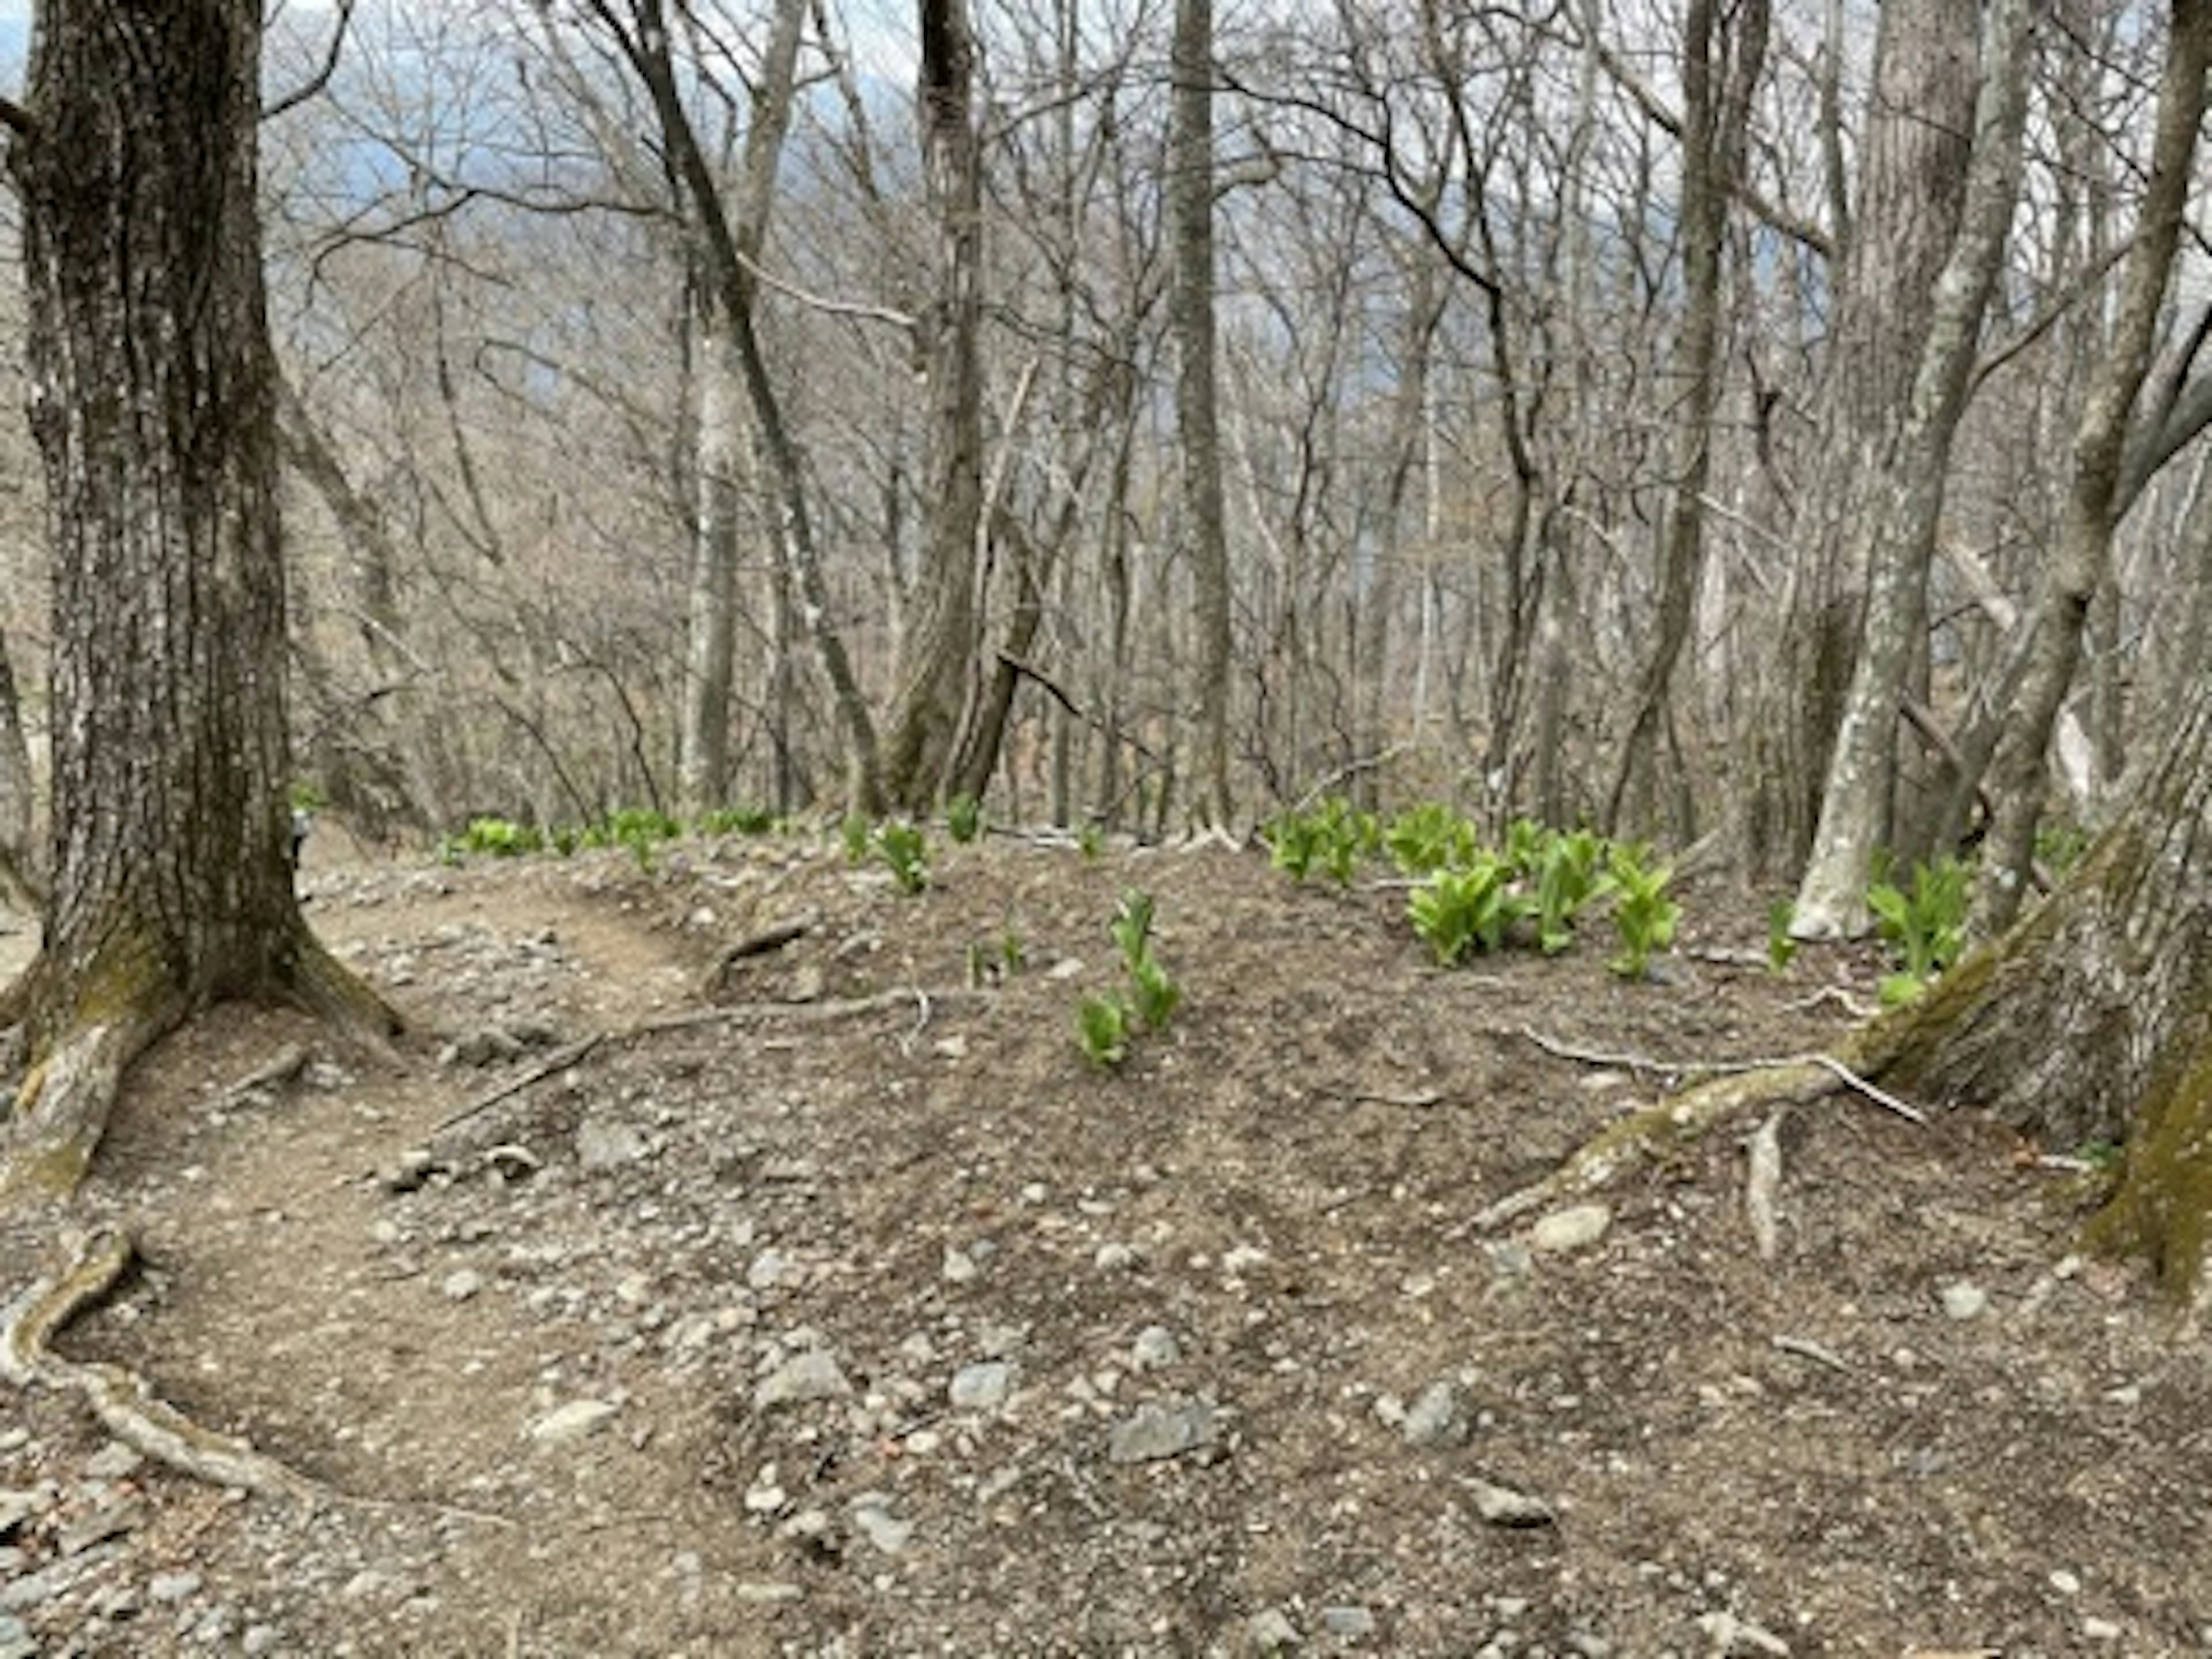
1790;0;2036;938
881;0;986;810
1749;0;1978;877
1872;664;2212;1302
1171;0;1233;828
1;0;389;1198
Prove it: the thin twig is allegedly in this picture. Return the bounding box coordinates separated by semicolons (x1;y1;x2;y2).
1516;1026;1927;1124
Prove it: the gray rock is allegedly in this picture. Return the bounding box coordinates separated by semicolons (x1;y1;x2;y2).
441;1268;484;1302
242;1626;282;1657
576;1119;651;1170
1403;1380;1467;1448
2082;1617;2122;1643
149;1570;203;1604
748;1249;797;1291
1130;1325;1181;1370
1247;1608;1301;1652
949;1361;1016;1412
1529;1202;1612;1253
1467;1476;1554;1528
1939;1281;1988;1321
0;1490;50;1543
1694;1610;1790;1656
530;1398;619;1444
1321;1604;1377;1638
851;1497;913;1556
0;1613;31;1659
752;1350;852;1410
1107;1396;1218;1464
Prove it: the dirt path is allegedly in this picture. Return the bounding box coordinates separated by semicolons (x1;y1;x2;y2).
2;834;2208;1656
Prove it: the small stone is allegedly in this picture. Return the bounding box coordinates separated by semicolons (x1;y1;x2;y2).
1221;1244;1270;1275
1107;1396;1218;1464
1095;1241;1139;1271
2050;1568;2082;1596
575;1118;651;1170
1403;1380;1467;1448
1130;1326;1180;1370
747;1249;796;1291
734;1582;805;1604
1529;1203;1612;1253
1694;1610;1790;1656
1467;1476;1553;1528
242;1626;281;1658
752;1350;851;1410
933;1035;968;1060
441;1268;483;1302
530;1399;619;1444
942;1247;979;1284
1567;1633;1613;1658
1939;1281;1988;1321
851;1497;912;1556
148;1571;203;1604
59;1493;146;1555
1321;1604;1377;1638
0;1615;31;1659
2082;1618;2122;1642
1247;1608;1301;1652
82;1442;143;1482
949;1360;1017;1411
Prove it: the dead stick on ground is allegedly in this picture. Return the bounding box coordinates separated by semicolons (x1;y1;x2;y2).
1514;1026;1926;1124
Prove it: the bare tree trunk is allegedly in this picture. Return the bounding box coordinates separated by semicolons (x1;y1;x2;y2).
1171;0;1232;828
881;0;986;810
1749;0;1978;877
1790;0;2036;938
1971;0;2211;938
1;0;391;1196
0;628;40;910
1607;0;1766;835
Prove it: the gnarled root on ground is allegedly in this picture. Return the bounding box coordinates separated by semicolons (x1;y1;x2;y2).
1467;1059;1840;1234
1;1226;321;1503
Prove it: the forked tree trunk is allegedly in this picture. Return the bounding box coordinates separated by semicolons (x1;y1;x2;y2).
1;0;390;1197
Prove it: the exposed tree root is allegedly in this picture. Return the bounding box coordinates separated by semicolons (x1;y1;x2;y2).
3;993;185;1205
1;1226;321;1502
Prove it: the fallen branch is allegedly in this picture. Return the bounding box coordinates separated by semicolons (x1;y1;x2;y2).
1745;1108;1785;1262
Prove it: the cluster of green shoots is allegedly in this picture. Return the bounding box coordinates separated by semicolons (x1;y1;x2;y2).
1865;853;1970;1005
1077;888;1182;1067
843;814;932;895
439;805;770;872
1264;797;1681;980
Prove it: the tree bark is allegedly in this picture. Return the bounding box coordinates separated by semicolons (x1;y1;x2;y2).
881;0;987;811
1790;0;2036;938
1969;0;2212;939
3;0;392;1198
1171;0;1233;828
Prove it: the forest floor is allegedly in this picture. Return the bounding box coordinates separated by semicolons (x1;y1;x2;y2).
0;826;2206;1658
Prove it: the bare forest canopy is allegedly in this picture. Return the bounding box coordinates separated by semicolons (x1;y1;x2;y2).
0;0;2203;898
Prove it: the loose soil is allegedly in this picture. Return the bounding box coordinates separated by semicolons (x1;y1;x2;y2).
0;829;2206;1657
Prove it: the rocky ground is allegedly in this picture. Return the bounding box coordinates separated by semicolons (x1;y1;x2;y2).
0;825;2206;1658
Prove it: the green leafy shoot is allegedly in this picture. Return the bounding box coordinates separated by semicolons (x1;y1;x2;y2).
945;792;985;845
443;816;547;863
1264;808;1324;882
1532;827;1613;955
697;805;778;836
1766;899;1800;974
1408;855;1529;966
1265;796;1378;887
875;819;931;895
1077;993;1132;1067
1109;887;1157;971
1130;955;1181;1032
1502;816;1548;880
1607;844;1680;980
1078;822;1104;861
1383;802;1478;877
842;812;873;865
1867;854;1969;1003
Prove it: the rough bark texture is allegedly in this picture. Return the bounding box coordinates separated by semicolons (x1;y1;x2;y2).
1751;0;1976;876
0;630;41;909
1171;0;1232;828
1791;0;2036;938
1872;673;2212;1300
881;0;986;811
3;0;392;1197
1969;0;2211;940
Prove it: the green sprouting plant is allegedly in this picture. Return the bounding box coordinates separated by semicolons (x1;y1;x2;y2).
875;819;931;895
1766;899;1800;974
1607;844;1680;980
1130;954;1182;1031
1264;806;1325;882
446;816;546;861
697;805;778;836
968;929;1029;987
1383;801;1478;877
1502;816;1548;881
842;812;873;865
1078;822;1104;861
1109;887;1157;971
945;792;985;845
1077;993;1132;1067
1266;796;1378;886
593;805;683;871
1866;854;1969;1004
289;779;328;812
1531;826;1613;955
1408;855;1529;966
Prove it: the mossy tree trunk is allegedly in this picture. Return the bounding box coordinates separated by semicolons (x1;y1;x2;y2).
1869;673;2212;1301
0;0;390;1198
